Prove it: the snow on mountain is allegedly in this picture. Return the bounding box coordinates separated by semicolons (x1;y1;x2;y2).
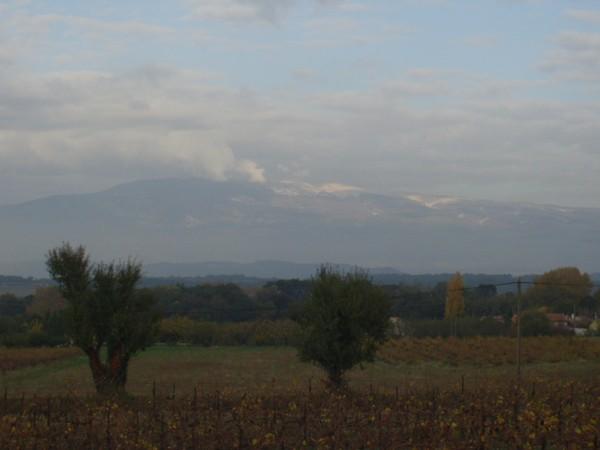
0;177;598;274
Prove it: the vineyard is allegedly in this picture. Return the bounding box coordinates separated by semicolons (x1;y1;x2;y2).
378;336;600;366
1;337;598;375
1;378;599;449
1;339;600;448
0;348;81;372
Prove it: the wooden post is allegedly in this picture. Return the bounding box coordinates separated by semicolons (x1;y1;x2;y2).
516;277;522;380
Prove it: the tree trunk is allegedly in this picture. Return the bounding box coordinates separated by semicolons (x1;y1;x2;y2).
86;347;129;395
327;368;345;390
110;348;129;388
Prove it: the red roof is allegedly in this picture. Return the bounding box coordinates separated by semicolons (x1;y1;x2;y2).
546;313;569;323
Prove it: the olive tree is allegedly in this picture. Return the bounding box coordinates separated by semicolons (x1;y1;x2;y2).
296;266;391;388
46;243;159;395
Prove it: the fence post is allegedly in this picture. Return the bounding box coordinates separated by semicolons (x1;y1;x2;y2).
105;404;112;450
47;397;51;427
302;402;308;443
152;380;157;414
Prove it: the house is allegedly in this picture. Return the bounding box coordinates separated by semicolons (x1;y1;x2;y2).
546;313;571;331
546;313;593;335
389;317;407;337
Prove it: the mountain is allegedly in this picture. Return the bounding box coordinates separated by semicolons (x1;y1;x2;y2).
0;177;599;275
144;260;399;279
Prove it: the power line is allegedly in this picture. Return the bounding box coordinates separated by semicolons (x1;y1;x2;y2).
447;280;600;292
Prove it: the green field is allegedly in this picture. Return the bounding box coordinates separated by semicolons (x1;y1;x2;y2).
3;344;600;397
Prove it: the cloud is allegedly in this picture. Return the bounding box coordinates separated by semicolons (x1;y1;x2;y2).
24;14;174;37
0;41;16;66
0;0;599;209
1;63;600;207
235;159;267;183
566;9;600;25
0;66;268;195
541;31;600;82
463;35;498;48
185;0;296;23
0;10;176;69
185;0;360;24
380;79;449;97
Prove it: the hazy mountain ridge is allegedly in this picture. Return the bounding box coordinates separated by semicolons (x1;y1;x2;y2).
1;177;599;274
2;270;599;298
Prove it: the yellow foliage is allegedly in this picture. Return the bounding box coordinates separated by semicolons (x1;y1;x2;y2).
445;272;465;319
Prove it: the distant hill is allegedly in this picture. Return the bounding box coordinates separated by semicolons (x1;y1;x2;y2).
144;260;399;279
0;275;51;297
6;269;597;297
1;177;599;274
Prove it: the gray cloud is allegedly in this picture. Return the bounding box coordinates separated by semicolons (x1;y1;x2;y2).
0;66;268;204
185;0;296;23
19;14;174;37
0;3;599;209
185;0;356;23
566;9;600;25
1;61;600;207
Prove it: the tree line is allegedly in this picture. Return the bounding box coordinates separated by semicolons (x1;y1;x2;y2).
2;267;598;348
1;242;599;394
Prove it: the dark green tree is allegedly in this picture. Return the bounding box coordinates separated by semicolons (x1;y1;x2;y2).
519;310;552;337
46;243;159;395
296;266;391;388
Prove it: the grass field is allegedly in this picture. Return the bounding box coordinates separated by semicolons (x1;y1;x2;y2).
2;337;600;397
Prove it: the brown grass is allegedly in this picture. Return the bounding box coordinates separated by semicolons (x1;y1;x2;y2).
378;336;600;366
0;347;81;372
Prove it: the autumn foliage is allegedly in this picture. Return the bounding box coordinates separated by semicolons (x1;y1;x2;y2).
0;379;599;449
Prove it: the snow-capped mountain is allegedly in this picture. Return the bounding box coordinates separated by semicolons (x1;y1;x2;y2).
0;177;598;275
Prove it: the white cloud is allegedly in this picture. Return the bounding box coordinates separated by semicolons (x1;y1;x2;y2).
235;159;267;183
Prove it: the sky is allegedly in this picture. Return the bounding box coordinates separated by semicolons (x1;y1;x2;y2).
1;0;600;207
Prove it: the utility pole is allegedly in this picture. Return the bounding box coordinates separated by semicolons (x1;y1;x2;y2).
516;277;522;380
